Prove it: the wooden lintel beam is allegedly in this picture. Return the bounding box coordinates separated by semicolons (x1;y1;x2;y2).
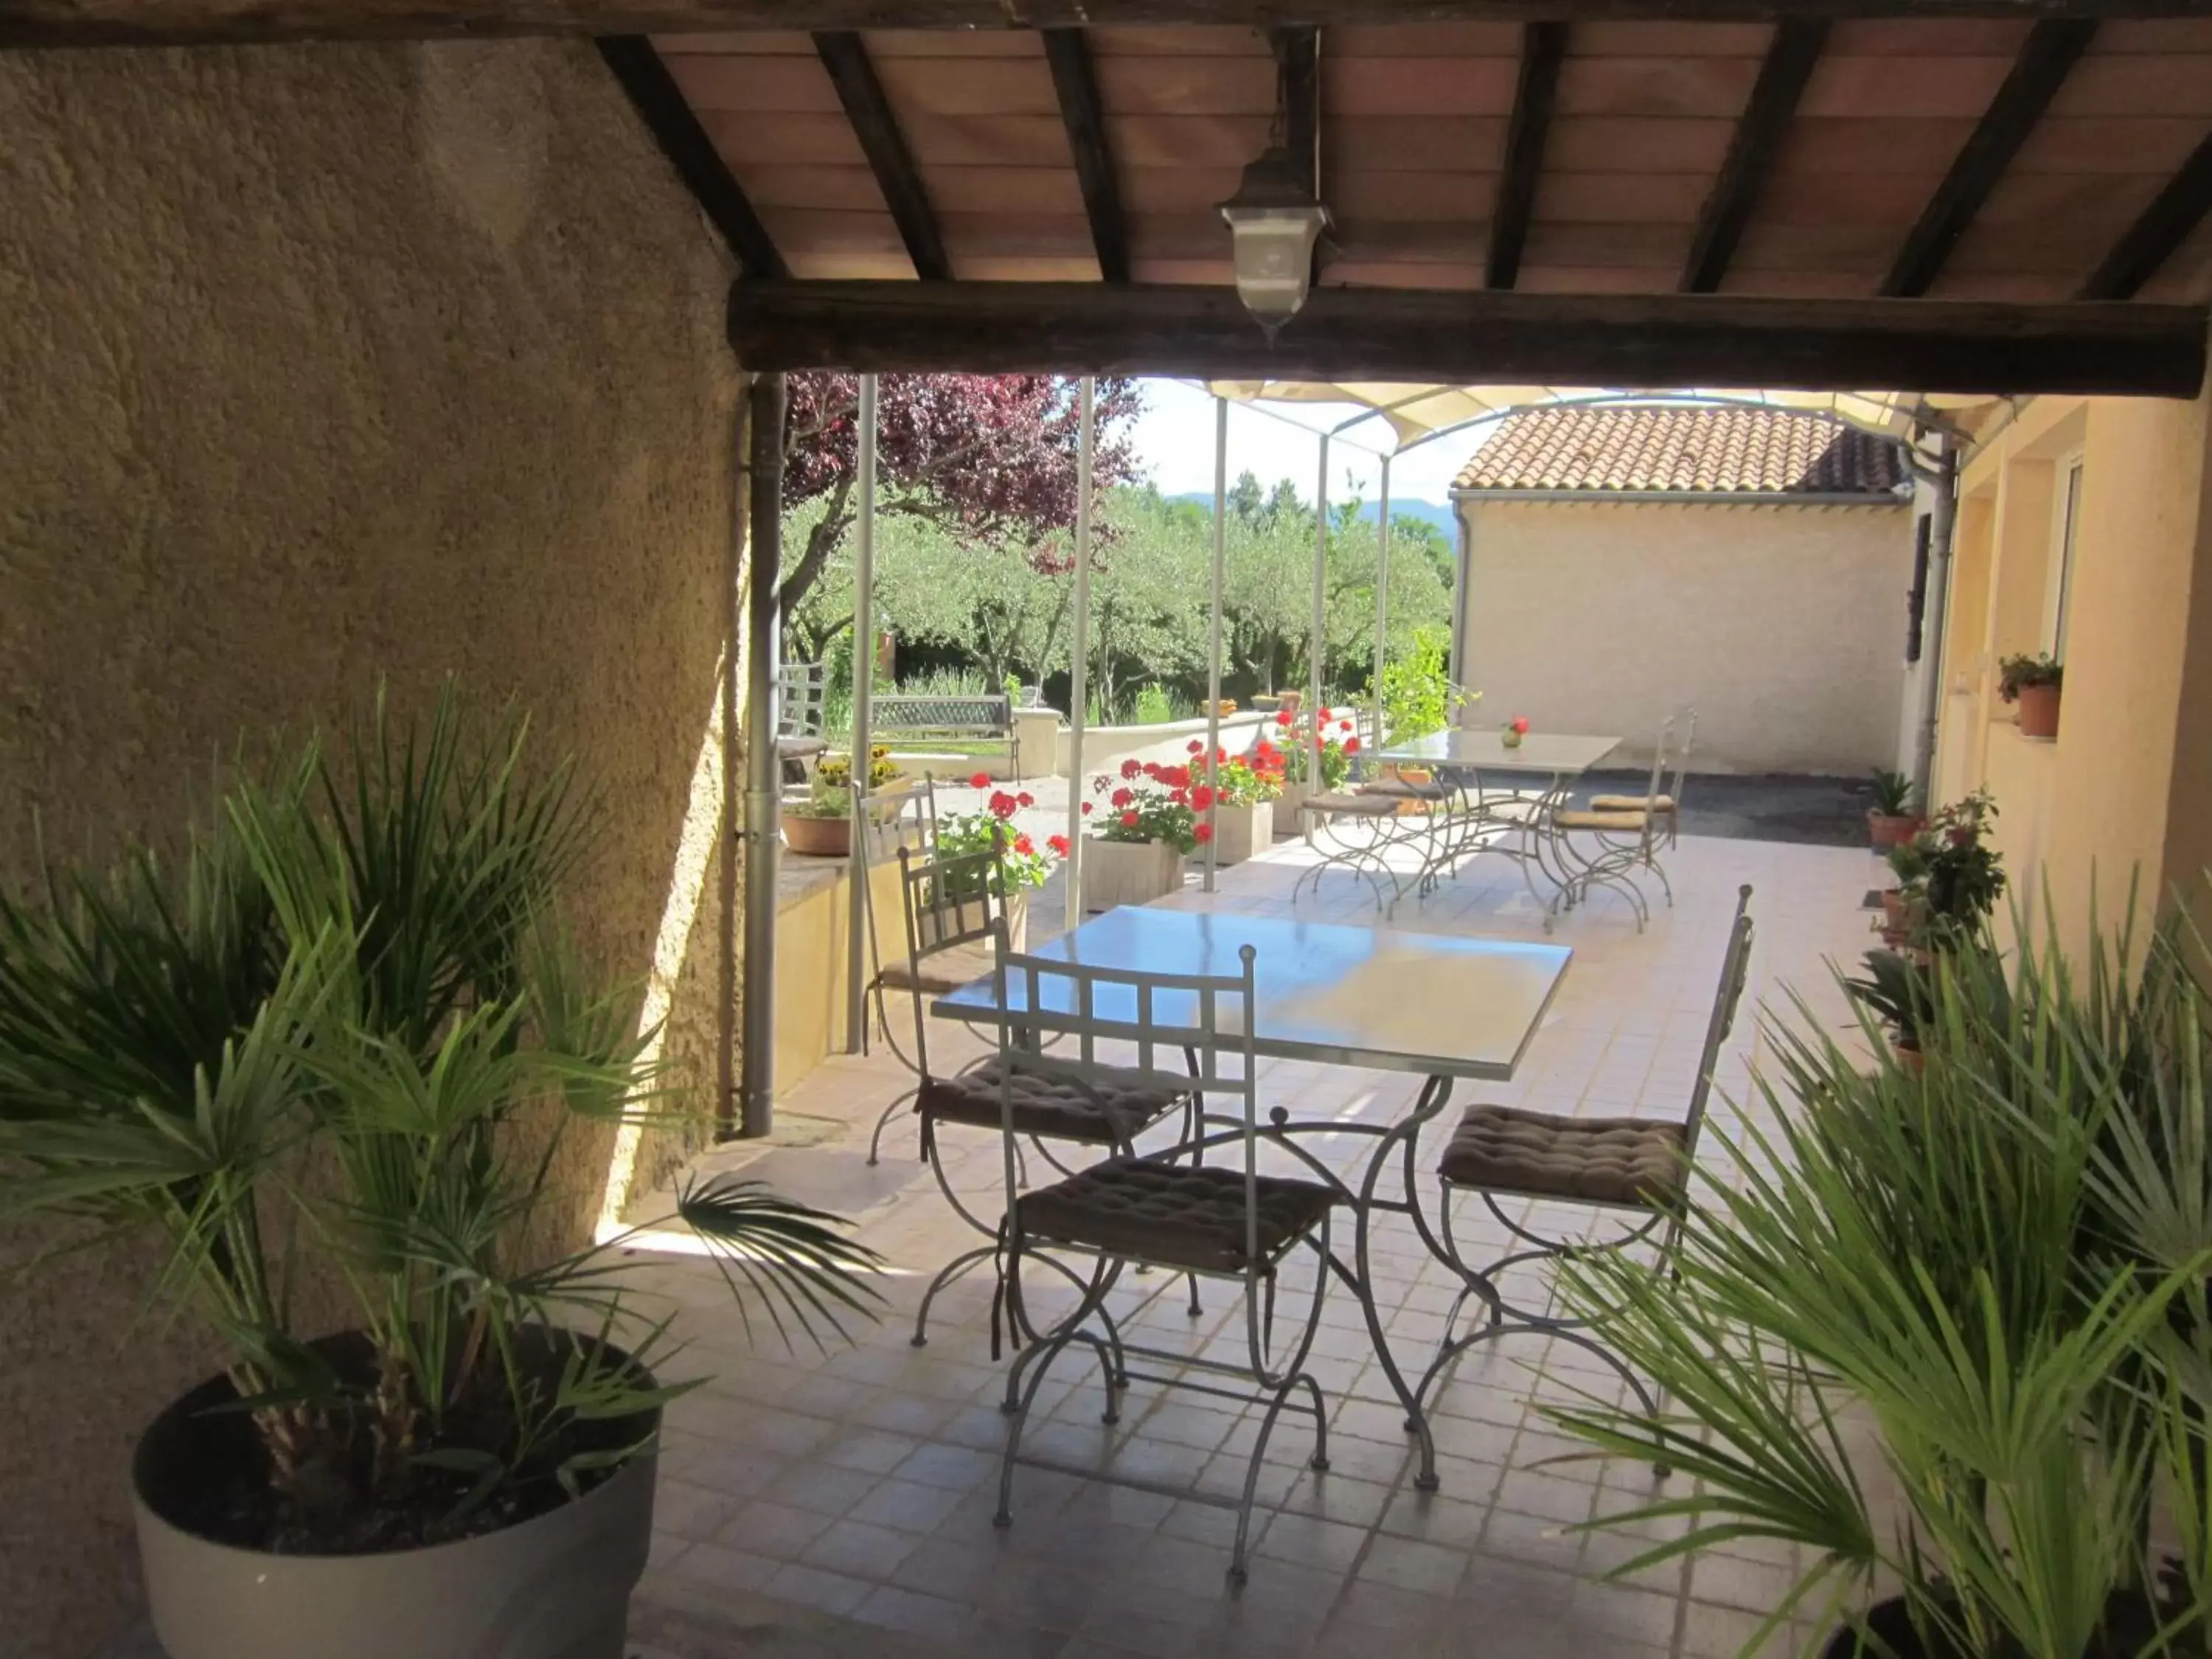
1487;21;1567;290
2079;133;2212;300
726;280;2208;399
813;29;950;282
597;35;785;278
1042;29;1130;285
1679;19;1826;293
5;1;2206;49
1879;18;2096;297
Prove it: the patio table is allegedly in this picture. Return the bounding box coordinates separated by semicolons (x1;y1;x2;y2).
1377;728;1621;922
934;903;1572;1491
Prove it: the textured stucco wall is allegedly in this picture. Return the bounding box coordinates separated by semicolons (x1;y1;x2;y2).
0;41;738;1658
1455;498;1916;774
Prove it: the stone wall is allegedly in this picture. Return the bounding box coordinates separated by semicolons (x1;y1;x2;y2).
0;41;739;1656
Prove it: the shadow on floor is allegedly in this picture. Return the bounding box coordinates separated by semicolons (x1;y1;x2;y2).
1569;770;1874;849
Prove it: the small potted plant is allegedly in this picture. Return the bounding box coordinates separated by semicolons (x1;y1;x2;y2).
1915;789;2004;949
936;783;1054;945
1998;651;2064;739
782;776;853;856
1843;946;1933;1071
1082;758;1198;910
818;743;907;803
1878;835;1928;944
1865;768;1923;851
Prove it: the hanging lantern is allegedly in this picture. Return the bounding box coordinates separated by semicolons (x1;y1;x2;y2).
1218;146;1329;336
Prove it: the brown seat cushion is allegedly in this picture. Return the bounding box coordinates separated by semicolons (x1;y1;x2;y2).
919;1056;1186;1147
1301;790;1399;818
1361;775;1453;801
1590;793;1677;814
1554;808;1650;832
1017;1158;1338;1275
877;942;992;998
1438;1105;1689;1208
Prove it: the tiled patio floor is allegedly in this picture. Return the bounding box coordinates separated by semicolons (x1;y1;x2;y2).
620;829;1878;1659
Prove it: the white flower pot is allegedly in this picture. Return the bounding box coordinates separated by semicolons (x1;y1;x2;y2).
1081;836;1185;912
1210;800;1273;864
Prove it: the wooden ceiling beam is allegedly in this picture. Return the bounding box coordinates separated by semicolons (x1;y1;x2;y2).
2079;133;2212;301
1679;19;1826;293
1879;18;2096;298
1041;29;1130;285
726;280;2208;399
1487;21;1567;291
597;35;785;279
813;29;950;282
8;0;2201;49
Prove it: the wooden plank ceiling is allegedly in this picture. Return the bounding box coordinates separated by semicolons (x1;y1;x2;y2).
655;17;2212;304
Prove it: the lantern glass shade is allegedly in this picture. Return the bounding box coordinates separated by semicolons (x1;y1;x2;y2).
1218;148;1329;333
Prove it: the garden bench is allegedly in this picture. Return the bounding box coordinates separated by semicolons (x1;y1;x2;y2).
869;693;1018;780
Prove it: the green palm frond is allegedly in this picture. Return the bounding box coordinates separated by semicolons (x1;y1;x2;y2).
660;1175;886;1352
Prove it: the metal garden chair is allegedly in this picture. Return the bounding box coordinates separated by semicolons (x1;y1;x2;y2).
985;927;1339;1581
1550;720;1674;928
1592;706;1696;859
1412;883;1755;1441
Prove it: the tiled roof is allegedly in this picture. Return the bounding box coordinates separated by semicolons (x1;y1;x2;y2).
1453;406;1911;498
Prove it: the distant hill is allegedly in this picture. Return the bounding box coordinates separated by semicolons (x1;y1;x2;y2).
1167;493;1458;541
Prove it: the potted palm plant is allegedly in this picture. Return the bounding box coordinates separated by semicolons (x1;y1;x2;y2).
1548;905;2212;1659
2000;652;2065;739
1867;768;1924;852
0;687;879;1659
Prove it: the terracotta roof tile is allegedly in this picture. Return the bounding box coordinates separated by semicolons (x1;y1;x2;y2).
1452;406;1911;497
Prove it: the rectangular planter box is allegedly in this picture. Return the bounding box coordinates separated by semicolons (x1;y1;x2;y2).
1210;799;1272;863
1081;835;1185;912
1273;779;1312;836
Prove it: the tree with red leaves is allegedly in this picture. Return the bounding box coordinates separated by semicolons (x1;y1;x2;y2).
777;374;1141;658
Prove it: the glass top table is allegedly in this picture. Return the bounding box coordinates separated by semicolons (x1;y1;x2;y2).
934;904;1573;1492
1377;726;1621;774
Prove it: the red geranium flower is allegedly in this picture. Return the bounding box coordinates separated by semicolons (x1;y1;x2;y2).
1161;765;1189;789
1111;787;1134;808
1256;738;1274;757
1012;833;1034;856
1194;823;1214;844
1276;709;1294;728
1046;833;1070;856
1511;716;1530;734
1189;784;1215;812
1143;762;1161;778
1186;738;1205;755
1339;720;1354;734
970;771;991;789
989;790;1019;818
1120;810;1140;830
1017;791;1034;808
1081;801;1093;815
1121;758;1142;779
1344;737;1362;754
1171;788;1189;805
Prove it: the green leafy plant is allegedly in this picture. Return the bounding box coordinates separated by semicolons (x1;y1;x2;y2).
2000;653;2065;702
938;786;1059;896
816;744;899;790
1273;705;1358;791
784;778;852;821
1843;947;1935;1052
0;686;880;1553
1885;834;1932;888
1917;790;2006;943
1549;898;2212;1659
1374;627;1473;744
1870;768;1920;818
1089;759;1200;853
1133;684;1178;727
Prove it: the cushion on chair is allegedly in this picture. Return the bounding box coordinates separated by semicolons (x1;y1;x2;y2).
1360;776;1453;801
877;942;993;998
1016;1158;1338;1275
1590;793;1677;813
1301;791;1399;818
1439;1105;1690;1208
918;1055;1186;1146
1554;809;1651;832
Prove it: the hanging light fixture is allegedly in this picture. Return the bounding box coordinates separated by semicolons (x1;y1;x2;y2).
1219;41;1329;335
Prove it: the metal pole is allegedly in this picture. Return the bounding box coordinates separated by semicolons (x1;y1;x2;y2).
1204;396;1228;892
1064;376;1096;932
1911;434;1958;805
1449;506;1471;716
740;372;786;1140
1372;455;1391;748
716;386;749;1141
1310;434;1329;787
844;374;878;1052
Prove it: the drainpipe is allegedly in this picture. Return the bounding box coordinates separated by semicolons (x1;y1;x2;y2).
717;386;750;1140
739;371;785;1140
1310;434;1329;785
1911;433;1958;807
1203;395;1227;892
844;374;877;1052
1063;376;1095;933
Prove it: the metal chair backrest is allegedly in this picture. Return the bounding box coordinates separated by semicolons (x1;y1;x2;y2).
1627;717;1673;855
894;829;1004;1080
778;662;827;740
1666;709;1698;813
1681;883;1757;1155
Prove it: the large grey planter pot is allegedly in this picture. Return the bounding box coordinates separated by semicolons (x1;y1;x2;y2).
133;1352;658;1659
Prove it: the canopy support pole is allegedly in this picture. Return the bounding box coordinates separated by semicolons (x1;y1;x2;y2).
844;373;877;1053
739;370;785;1140
1063;375;1095;933
1203;395;1227;892
1310;434;1329;787
1372;454;1391;748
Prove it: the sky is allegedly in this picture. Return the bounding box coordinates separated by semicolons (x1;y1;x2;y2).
1123;378;1493;508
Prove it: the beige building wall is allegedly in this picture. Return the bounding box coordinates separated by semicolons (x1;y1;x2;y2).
0;42;739;1658
1455;498;1915;774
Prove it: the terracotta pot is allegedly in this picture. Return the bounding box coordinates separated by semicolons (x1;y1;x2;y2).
1082;835;1184;911
1276;691;1302;714
1895;1041;1926;1077
134;1335;658;1659
1868;811;1924;852
1879;890;1922;936
782;811;850;857
1208;800;1272;864
2014;681;2062;739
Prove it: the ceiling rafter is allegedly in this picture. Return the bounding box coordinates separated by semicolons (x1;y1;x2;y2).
813;29;950;282
1487;21;1567;291
2079;132;2212;301
1041;29;1130;284
1879;18;2097;299
1680;19;1826;293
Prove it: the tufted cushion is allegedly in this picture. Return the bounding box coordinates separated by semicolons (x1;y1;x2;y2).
919;1056;1186;1147
1018;1158;1338;1275
1362;775;1453;802
878;942;993;998
1301;791;1399;818
1439;1105;1689;1208
1554;809;1650;832
1590;793;1676;814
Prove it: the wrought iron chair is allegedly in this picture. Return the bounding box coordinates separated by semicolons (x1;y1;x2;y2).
1551;720;1673;928
891;841;1198;1349
986;928;1338;1581
1412;883;1755;1443
1593;707;1697;854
